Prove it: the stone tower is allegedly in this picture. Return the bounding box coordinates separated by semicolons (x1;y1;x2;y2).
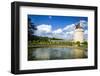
74;21;84;43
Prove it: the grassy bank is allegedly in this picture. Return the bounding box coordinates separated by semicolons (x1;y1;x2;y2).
28;40;87;49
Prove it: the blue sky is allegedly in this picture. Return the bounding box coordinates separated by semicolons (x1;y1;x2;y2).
28;15;88;40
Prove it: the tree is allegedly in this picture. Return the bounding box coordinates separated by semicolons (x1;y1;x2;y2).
81;41;88;48
76;41;80;46
82;41;88;45
28;18;37;41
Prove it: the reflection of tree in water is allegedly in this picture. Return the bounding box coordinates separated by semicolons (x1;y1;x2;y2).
31;48;50;60
28;48;37;60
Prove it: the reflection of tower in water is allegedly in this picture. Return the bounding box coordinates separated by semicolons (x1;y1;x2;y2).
74;20;84;43
71;48;87;58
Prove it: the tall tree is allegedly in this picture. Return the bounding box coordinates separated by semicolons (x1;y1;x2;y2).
28;18;37;41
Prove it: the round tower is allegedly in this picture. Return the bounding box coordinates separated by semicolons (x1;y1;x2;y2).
74;21;84;43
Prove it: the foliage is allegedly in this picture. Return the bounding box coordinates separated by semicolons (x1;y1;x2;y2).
81;41;88;45
81;41;88;48
28;18;37;41
75;41;80;46
28;36;75;46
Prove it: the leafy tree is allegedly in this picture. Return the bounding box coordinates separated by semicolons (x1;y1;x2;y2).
76;41;80;46
81;41;88;48
28;18;37;41
82;41;88;45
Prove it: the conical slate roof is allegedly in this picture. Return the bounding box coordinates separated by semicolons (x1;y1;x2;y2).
75;22;82;29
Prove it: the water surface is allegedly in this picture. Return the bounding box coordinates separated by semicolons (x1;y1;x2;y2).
28;48;87;61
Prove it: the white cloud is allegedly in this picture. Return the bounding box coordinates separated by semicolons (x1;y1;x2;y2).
60;24;75;40
63;24;75;32
51;24;75;40
80;20;88;30
34;21;87;40
36;24;51;33
84;30;88;40
84;30;88;35
53;28;62;34
34;24;52;36
34;24;75;40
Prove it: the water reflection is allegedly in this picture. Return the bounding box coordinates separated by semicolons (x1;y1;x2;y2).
28;48;87;61
71;48;87;58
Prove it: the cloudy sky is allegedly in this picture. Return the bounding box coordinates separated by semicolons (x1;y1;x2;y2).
28;15;88;40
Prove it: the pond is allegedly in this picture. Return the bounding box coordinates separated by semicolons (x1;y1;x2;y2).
28;47;87;61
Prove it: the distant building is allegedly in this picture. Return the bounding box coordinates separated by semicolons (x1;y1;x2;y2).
74;21;84;43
